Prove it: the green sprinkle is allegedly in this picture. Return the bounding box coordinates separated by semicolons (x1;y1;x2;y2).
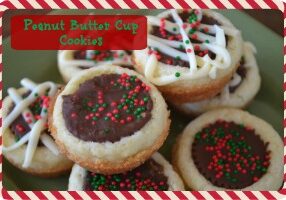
172;27;177;32
262;168;267;172
103;103;108;107
141;185;147;190
104;116;109;121
205;39;209;43
175;72;181;78
185;40;190;44
15;135;20;142
188;28;196;34
231;178;237;183
175;56;181;60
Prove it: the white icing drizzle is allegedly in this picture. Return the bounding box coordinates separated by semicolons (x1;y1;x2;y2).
182;42;256;110
220;58;253;101
3;79;59;168
171;9;197;72
219;42;256;100
144;9;235;86
59;50;132;70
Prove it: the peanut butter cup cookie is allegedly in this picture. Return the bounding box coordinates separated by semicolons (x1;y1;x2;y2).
50;65;170;174
174;42;261;115
68;153;184;190
3;79;73;177
133;9;243;103
58;50;132;82
173;108;283;190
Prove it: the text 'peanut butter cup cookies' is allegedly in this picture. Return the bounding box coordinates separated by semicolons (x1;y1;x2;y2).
58;50;132;82
2;79;73;177
68;153;184;190
50;65;170;174
174;42;261;115
173;108;283;190
133;9;243;103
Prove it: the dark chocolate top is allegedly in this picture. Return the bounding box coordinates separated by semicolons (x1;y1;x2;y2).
229;57;247;93
73;50;133;69
150;10;228;68
84;158;169;191
62;73;153;143
192;120;270;189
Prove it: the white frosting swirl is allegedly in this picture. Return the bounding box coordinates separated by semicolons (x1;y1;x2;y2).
144;9;236;86
3;79;59;168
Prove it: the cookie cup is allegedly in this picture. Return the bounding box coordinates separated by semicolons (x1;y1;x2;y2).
133;10;243;103
3;88;73;177
173;108;283;190
68;153;185;190
49;65;170;174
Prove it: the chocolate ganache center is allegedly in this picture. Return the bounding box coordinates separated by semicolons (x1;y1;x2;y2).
62;73;153;143
84;159;168;190
229;57;247;93
150;10;229;68
192;120;270;189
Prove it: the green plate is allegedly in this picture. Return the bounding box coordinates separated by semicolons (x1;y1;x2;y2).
3;10;283;190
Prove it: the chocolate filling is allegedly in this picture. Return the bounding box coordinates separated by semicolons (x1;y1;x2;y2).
8;91;50;145
229;57;247;93
192;120;270;189
73;50;133;69
150;11;229;68
84;158;168;190
62;74;153;143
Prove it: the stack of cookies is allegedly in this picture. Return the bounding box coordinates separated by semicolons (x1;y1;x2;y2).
3;9;283;191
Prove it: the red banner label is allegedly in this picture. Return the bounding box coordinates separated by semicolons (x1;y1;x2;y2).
11;15;147;50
